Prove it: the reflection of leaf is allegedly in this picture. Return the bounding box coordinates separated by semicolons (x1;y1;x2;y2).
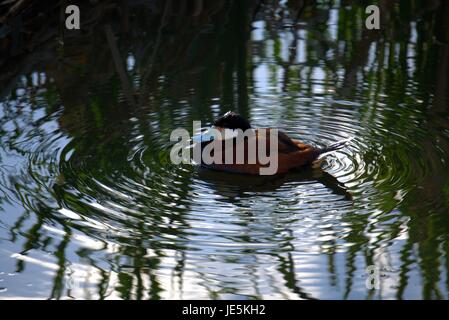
117;272;133;300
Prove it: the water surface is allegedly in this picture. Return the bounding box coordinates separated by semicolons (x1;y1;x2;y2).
0;0;449;299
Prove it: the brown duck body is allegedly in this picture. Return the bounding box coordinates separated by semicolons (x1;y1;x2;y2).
198;111;349;175
200;128;322;175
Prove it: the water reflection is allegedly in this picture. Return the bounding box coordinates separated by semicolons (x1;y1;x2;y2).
197;167;352;200
0;0;449;299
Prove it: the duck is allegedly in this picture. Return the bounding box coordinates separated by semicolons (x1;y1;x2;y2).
197;111;351;175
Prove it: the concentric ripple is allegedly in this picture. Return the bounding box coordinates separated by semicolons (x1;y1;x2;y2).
2;79;448;299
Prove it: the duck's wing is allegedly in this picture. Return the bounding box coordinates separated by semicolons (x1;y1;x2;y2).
277;130;302;153
290;139;310;150
254;129;301;153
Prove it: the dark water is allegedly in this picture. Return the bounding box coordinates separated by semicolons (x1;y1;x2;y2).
0;1;449;299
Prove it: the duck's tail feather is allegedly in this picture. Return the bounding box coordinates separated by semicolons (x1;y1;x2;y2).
319;137;353;155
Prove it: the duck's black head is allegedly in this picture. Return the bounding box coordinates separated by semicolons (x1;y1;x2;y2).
213;111;252;130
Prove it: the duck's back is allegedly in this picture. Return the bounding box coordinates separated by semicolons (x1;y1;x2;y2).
199;128;321;175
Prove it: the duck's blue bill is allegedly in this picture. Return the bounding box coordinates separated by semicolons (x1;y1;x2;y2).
192;132;215;143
